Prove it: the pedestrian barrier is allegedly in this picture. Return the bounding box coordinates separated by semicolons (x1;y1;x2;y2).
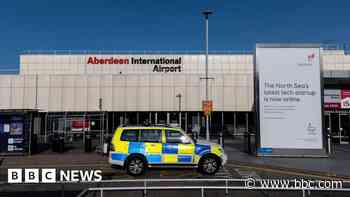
1;178;350;196
74;179;350;197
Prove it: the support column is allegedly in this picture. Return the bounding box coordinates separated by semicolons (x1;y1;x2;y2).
246;112;249;133
64;112;67;136
167;112;170;125
328;113;332;135
179;112;182;128
155;112;158;124
28;113;32;155
101;112;104;145
338;113;342;143
122;113;125;125
197;112;200;126
185;112;188;132
221;112;224;134
106;112;109;135
112;112;115;132
233;112;237;136
197;112;201;136
149;112;152;125
44;112;48;143
209;113;212;138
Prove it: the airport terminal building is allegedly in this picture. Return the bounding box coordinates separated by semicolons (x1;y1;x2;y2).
0;48;349;153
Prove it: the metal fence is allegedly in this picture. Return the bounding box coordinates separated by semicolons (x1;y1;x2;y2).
79;186;350;197
72;179;349;197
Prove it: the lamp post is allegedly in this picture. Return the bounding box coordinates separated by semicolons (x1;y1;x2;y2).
202;9;213;141
176;93;182;128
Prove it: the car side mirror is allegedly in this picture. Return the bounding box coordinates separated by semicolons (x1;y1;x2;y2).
189;134;197;144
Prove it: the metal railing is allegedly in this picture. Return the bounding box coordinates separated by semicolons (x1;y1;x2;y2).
1;178;349;196
75;178;242;197
79;186;350;197
74;178;350;197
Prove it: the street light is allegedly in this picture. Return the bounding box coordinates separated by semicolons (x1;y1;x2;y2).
176;93;182;128
202;9;213;141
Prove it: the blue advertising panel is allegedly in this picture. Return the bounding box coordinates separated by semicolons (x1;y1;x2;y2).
0;114;27;154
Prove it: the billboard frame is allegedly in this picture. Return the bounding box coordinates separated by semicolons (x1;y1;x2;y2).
254;43;328;157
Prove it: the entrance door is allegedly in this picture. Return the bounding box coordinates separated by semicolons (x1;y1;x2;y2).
339;114;350;144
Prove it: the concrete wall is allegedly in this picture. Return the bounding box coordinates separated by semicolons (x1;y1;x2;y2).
0;73;253;112
1;51;347;112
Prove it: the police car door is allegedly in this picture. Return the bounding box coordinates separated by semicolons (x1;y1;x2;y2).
140;129;162;164
163;129;195;164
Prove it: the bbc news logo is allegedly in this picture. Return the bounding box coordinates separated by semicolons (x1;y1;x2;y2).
8;168;102;183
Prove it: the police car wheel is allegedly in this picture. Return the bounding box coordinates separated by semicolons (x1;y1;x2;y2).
199;156;220;175
126;156;146;176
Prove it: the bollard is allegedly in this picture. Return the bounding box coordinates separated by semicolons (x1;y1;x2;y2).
58;135;65;153
85;132;92;153
103;136;112;156
103;142;108;156
328;134;331;155
217;132;224;148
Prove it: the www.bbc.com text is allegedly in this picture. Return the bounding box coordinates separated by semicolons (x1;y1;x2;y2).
245;178;343;190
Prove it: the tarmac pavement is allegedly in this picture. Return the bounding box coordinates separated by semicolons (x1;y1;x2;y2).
222;136;350;180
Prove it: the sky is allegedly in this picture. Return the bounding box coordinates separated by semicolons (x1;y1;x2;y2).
0;0;349;70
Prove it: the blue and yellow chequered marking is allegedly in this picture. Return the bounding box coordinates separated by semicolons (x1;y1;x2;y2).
146;155;162;163
128;142;145;154
162;154;178;163
111;142;197;164
178;144;194;154
162;143;178;154
144;142;162;154
114;141;129;154
161;143;195;164
195;144;211;156
177;155;192;163
111;135;222;165
111;141;164;164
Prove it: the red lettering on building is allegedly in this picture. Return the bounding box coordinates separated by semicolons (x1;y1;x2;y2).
87;57;129;64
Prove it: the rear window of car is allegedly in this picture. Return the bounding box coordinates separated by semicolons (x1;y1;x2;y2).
139;129;162;143
120;129;139;142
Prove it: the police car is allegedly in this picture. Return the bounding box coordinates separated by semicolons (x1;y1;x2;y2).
109;125;227;176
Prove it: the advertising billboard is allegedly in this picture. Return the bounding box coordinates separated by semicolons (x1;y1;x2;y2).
0;115;26;154
324;89;350;110
324;89;341;109
255;44;326;156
